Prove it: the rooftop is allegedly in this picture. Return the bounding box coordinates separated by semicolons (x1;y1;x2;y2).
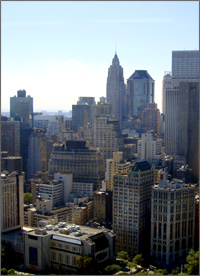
128;70;154;80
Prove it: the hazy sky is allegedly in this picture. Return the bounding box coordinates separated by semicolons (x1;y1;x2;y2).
2;1;199;112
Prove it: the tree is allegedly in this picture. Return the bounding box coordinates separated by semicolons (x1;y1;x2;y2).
76;253;93;274
184;249;199;275
117;251;129;261
1;268;8;275
171;267;179;275
104;264;121;274
7;269;15;275
24;193;32;204
132;254;144;266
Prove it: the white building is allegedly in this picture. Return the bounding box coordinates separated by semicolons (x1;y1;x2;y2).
137;131;165;167
94;116;123;159
54;173;73;203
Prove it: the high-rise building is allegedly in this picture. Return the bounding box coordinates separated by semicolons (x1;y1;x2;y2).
151;176;196;266
177;82;199;182
1;120;20;156
27;128;49;180
72;97;95;132
106;53;126;128
48;141;105;191
113;160;154;258
91;97;112;127
10;90;33;128
1;152;22;175
105;152;130;190
94;116;123;160
141;103;160;137
137;131;165;167
126;70;154;117
1;172;24;233
171;50;199;87
93;190;112;223
163;51;199;178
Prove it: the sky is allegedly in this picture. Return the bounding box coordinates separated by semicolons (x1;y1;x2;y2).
1;1;199;113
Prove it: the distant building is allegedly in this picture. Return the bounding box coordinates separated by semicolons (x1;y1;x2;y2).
94;116;123;159
137;131;165;167
91;97;112;127
141;103;160;137
10;90;33;128
72;97;95;132
126;70;154;117
113;160;154;258
106;53;126;128
1;152;22;175
48;141;105;191
1;172;24;233
151;176;196;266
1;120;20;156
105;152;130;190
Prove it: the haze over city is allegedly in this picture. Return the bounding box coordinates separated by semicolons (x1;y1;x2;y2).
2;1;199;112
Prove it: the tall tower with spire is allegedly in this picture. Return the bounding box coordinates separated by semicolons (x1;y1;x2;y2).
106;53;125;129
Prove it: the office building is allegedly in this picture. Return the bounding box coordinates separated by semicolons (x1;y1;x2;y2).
1;152;22;175
126;70;154;117
72;182;94;200
137;131;165;167
93;190;112;223
91;97;112;127
177;82;199;182
48;141;105;191
141;103;160;137
10;89;33;128
171;50;199;87
24;222;116;273
106;53;126;128
94;116;123;159
38;173;73;209
151;176;195;266
1;120;20;156
72;97;95;132
105;152;131;190
1;172;24;233
163;51;199;180
113;160;154;258
77;97;95;106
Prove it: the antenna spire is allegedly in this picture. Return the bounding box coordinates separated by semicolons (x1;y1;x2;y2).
115;42;117;54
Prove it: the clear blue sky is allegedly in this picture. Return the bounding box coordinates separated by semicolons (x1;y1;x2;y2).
2;1;199;112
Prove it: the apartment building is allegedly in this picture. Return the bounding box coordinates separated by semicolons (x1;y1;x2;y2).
151;176;195;266
113;160;154;258
1;172;24;233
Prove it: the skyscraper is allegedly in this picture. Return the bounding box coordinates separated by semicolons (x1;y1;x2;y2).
1;172;24;233
10;89;33;128
126;70;154;117
113;160;154;258
106;53;125;128
151;176;195;266
163;51;199;163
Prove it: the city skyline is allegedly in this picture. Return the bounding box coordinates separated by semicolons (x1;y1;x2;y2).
2;1;199;112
